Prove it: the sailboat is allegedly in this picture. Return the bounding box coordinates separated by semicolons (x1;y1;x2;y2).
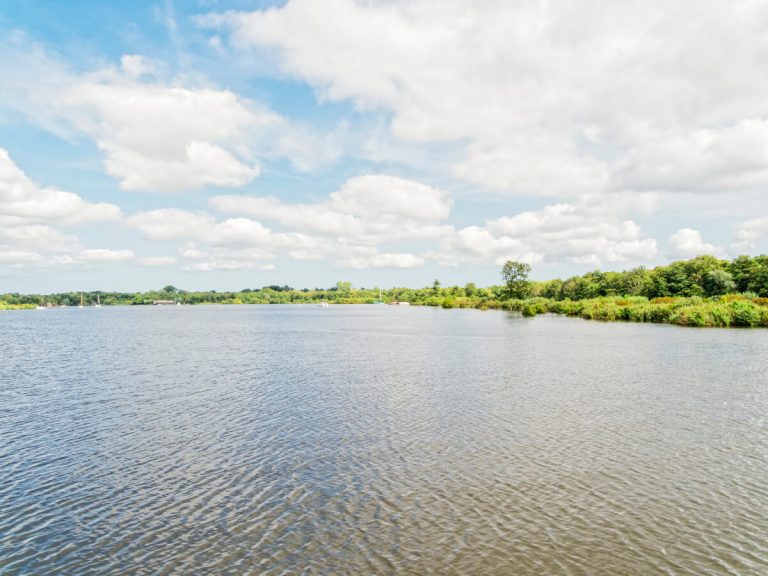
94;294;102;308
374;288;385;304
79;293;84;309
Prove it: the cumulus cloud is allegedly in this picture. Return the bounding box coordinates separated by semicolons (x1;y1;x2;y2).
64;80;264;193
127;175;449;270
731;218;768;252
127;210;298;271
434;194;658;266
211;174;452;243
209;174;659;268
77;249;135;262
138;256;178;266
0;224;135;267
0;152;133;268
0;148;121;225
127;209;277;247
669;228;724;259
201;0;768;198
0;36;339;193
336;252;424;269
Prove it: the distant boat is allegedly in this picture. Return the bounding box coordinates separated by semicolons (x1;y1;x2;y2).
389;301;410;306
374;288;385;304
79;293;84;309
94;294;102;308
318;302;330;307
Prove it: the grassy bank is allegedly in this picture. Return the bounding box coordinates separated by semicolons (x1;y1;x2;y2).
431;294;768;327
3;294;768;326
0;302;37;310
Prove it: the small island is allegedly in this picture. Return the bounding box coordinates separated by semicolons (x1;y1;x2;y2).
3;254;768;327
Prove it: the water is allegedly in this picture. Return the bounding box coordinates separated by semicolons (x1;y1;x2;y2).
1;305;766;575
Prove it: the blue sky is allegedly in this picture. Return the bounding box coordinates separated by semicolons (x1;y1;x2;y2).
2;0;768;292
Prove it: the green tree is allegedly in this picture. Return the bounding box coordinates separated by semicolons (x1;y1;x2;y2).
702;269;736;296
432;279;441;295
728;255;757;292
335;281;352;293
501;261;532;299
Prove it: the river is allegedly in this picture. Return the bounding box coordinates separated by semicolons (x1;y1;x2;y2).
1;305;766;574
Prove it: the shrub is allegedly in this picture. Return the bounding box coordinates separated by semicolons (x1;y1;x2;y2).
721;294;747;302
522;304;538;317
651;297;675;304
671;306;712;327
709;305;732;327
730;300;761;327
648;304;674;323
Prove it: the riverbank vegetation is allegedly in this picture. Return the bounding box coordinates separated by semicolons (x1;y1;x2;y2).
3;255;768;326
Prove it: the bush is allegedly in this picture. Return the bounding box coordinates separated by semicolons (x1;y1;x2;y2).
730;300;761;327
709;305;732;327
720;294;747;302
522;304;538;317
651;297;675;304
671;306;712;327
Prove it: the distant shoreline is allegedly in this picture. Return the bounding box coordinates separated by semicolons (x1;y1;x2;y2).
4;296;767;328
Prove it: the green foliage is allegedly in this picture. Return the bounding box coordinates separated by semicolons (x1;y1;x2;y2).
5;254;768;329
501;260;532;299
730;300;762;326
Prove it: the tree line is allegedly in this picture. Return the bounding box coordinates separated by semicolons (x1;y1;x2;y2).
2;254;768;309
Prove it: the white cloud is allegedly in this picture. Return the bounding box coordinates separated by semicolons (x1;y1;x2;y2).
0;250;43;264
78;249;135;262
669;228;724;258
210;174;455;268
0;152;134;268
0;37;339;193
732;218;768;252
434;195;658;267
66;81;263;193
211;174;452;244
127;209;277;247
202;0;768;198
179;247;275;272
614;118;768;193
128;210;300;271
0;224;81;254
210;174;660;268
0;224;136;268
0;148;121;225
128;175;446;270
336;252;424;269
126;209;216;241
120;55;160;78
138;256;178;266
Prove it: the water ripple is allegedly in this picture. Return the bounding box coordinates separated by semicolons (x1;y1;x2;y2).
0;306;766;575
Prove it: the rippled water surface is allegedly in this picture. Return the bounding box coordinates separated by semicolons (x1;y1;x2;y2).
1;305;767;575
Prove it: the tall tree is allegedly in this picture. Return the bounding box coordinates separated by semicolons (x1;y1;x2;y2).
501;261;532;299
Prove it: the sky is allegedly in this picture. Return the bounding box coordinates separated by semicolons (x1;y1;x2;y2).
2;0;768;292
